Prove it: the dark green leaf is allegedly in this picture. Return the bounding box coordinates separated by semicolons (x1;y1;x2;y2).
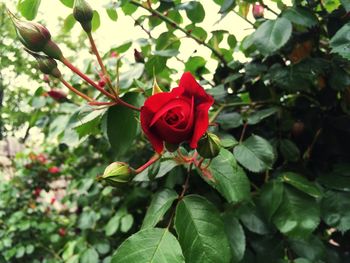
18;0;41;20
174;195;232;263
112;228;185;263
253;18;292;56
259;180;284;221
234;135;275;173
321;190;350;233
282;7;318;28
282;172;322;198
279;139;300;162
273;186;320;238
223;212;246;262
341;0;350;11
289;235;326;262
330;23;350;60
142;189;178;229
179;1;205;23
247;108;278;125
219;0;235;13
204;148;250;204
238;202;271;235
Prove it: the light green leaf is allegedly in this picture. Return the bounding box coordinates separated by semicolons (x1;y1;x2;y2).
91;11;100;32
282;172;322;198
111;228;185;263
253;18;292;56
142;189;178;229
18;0;41;20
330;23;350;60
80;248;99;263
273;187;320;238
204;148;250;203
106;8;118;21
174;195;232;263
59;0;73;8
63;14;76;32
234;135;275;173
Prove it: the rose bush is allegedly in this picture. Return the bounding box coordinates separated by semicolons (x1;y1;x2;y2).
140;72;214;153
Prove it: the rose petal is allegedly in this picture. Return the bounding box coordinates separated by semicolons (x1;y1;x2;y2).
179;72;213;104
189;101;213;149
143;86;184;113
140;106;164;153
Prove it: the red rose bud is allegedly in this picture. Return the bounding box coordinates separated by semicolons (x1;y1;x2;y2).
140;72;214;153
8;10;51;52
134;49;144;63
73;0;94;33
33;188;42;198
99;162;134;187
58;228;66;237
48;166;60;174
252;3;264;19
48;90;67;102
196;132;221;159
98;78;106;88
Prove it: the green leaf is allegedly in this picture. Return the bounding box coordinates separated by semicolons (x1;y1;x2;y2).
111;41;132;54
106;8;118;21
223;212;246;262
289;235;326;262
80;248;99;263
282;172;322;198
111;228;185;263
282;7;318;28
142;189;178;229
237;202;271;235
273;186;320;238
219;0;235;14
152;49;179;57
279;139;300;162
179;1;205;23
63;14;76;33
247;107;278;125
174;195;232;263
105;209;126;236
91;11;100;32
341;0;350;11
119;63;144;89
59;0;73;8
18;0;41;20
318;172;350;192
330;23;350;60
234;135;275;173
204;148;250;204
120;214;134;233
185;56;207;75
253;18;292;56
106;93;141;156
321;190;350;233
217;112;243;129
259;180;284;221
145;55;167;75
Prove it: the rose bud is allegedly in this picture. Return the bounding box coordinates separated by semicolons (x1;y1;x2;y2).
140;72;214;153
197;132;221;159
58;228;66;237
25;49;62;78
98;78;106;88
73;0;94;33
99;162;134;187
8;10;51;52
42;40;64;60
134;49;144;63
47;90;68;102
48;166;60;174
252;3;264;19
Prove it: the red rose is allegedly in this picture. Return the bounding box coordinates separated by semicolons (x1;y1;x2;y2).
140;72;214;153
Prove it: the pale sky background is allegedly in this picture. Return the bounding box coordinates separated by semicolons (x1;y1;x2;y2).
1;0;289;145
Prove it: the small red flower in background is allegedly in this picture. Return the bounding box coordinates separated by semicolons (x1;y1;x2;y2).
50;197;56;204
252;3;264;19
58;228;66;237
140;72;214;153
48;166;60;174
47;90;67;102
33;187;42;198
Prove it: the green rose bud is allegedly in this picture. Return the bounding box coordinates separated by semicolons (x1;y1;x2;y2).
197;132;221;159
25;49;62;78
8;10;51;52
73;0;94;33
42;40;63;60
99;162;134;187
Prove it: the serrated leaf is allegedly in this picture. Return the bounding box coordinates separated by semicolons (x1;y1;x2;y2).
273;186;320;238
18;0;41;20
204;148;250;204
234;135;275;173
247;107;278;125
237;202;271;235
259;180;284;221
253;18;292;56
321;190;350;233
330;23;350;60
174;195;232;263
111;228;185;263
282;172;322;198
282;7;318;28
223;212;246;262
142;189;178;229
91;11;100;32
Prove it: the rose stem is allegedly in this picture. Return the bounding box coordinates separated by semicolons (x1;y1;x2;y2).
86;34;141;112
59;77;93;102
239;122;249;143
60;57;116;100
88;101;118;106
134;154;161;174
87;32;118;98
